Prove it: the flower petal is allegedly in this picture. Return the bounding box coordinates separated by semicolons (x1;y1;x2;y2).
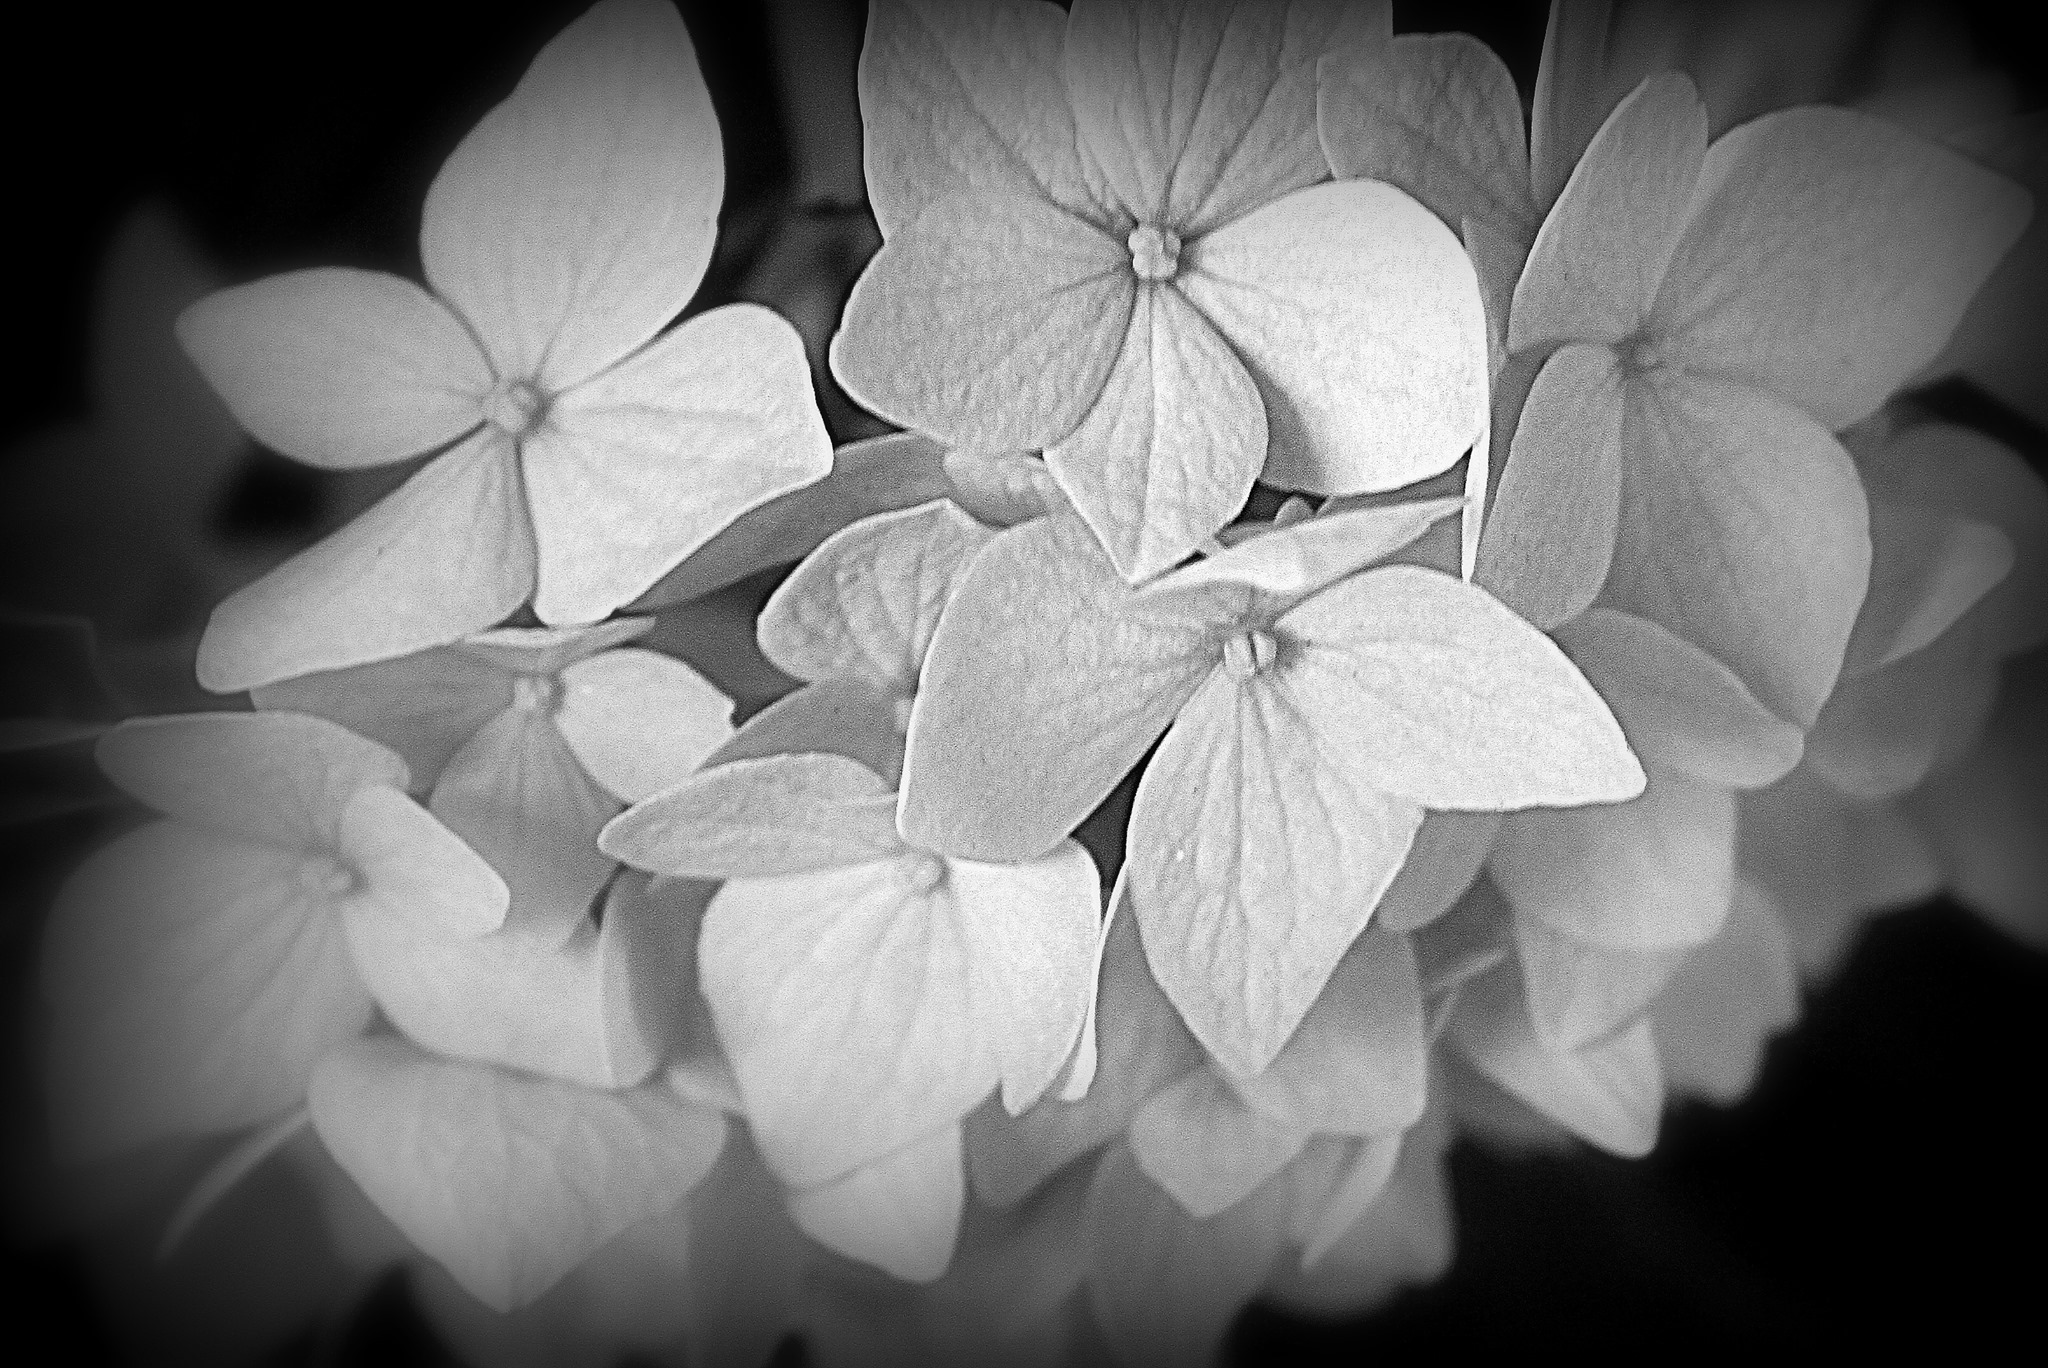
899;512;1228;861
860;0;1097;233
1317;32;1537;241
42;821;372;1159
1803;624;1996;802
1180;180;1488;497
1653;106;2032;430
337;871;700;1089
1491;769;1737;951
1513;916;1684;1055
253;649;515;794
1139;496;1463;606
964;908;1202;1210
429;703;620;948
600;752;903;879
1230;925;1427;1138
1650;877;1800;1104
1527;0;1619;215
419;0;722;391
176;267;487;469
336;785;510;940
1474;343;1624;629
786;1124;966;1284
308;1035;726;1312
1277;565;1645;809
1129;1069;1305;1220
952;841;1104;1114
96;710;407;848
832;194;1132;451
1063;0;1390;236
1555;608;1805;789
712;675;911;789
1841;499;2013;678
1375;811;1502;934
529;304;832;625
554;648;734;804
1600;370;1871;728
197;431;535;693
1445;963;1662;1158
1047;279;1266;580
758;500;994;693
1510;74;1707;353
1082;1142;1292;1368
1859;423;2048;660
1129;668;1426;1078
699;857;995;1186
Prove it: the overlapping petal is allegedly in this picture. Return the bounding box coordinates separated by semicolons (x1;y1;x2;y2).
529;304;832;625
175;267;488;469
1179;180;1489;496
197;430;534;691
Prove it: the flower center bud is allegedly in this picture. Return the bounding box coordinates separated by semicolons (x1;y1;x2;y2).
511;672;562;714
481;378;549;440
1127;223;1182;282
297;854;358;899
1621;331;1672;376
901;850;949;897
1222;628;1280;681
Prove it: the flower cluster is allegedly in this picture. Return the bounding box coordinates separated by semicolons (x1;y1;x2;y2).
19;1;2046;1364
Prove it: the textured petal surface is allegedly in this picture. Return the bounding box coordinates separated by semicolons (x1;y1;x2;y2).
832;194;1131;451
420;0;722;390
1140;497;1461;606
758;500;993;693
860;0;1096;232
1474;343;1624;629
1276;566;1645;809
528;304;832;625
700;857;994;1186
308;1036;726;1312
899;513;1228;861
1510;74;1707;352
336;785;511;941
1129;669;1425;1078
1180;180;1488;497
1063;0;1389;235
177;267;485;469
1045;279;1266;581
601;752;904;879
197;431;534;692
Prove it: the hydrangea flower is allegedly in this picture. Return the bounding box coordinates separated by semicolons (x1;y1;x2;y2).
177;0;831;691
253;617;733;948
903;500;1642;1075
832;0;1489;581
41;712;506;1160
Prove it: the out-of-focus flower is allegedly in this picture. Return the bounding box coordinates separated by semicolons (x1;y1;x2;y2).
41;712;506;1161
177;0;831;692
833;0;1488;581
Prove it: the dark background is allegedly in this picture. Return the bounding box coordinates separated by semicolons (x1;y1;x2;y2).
3;2;2045;1362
